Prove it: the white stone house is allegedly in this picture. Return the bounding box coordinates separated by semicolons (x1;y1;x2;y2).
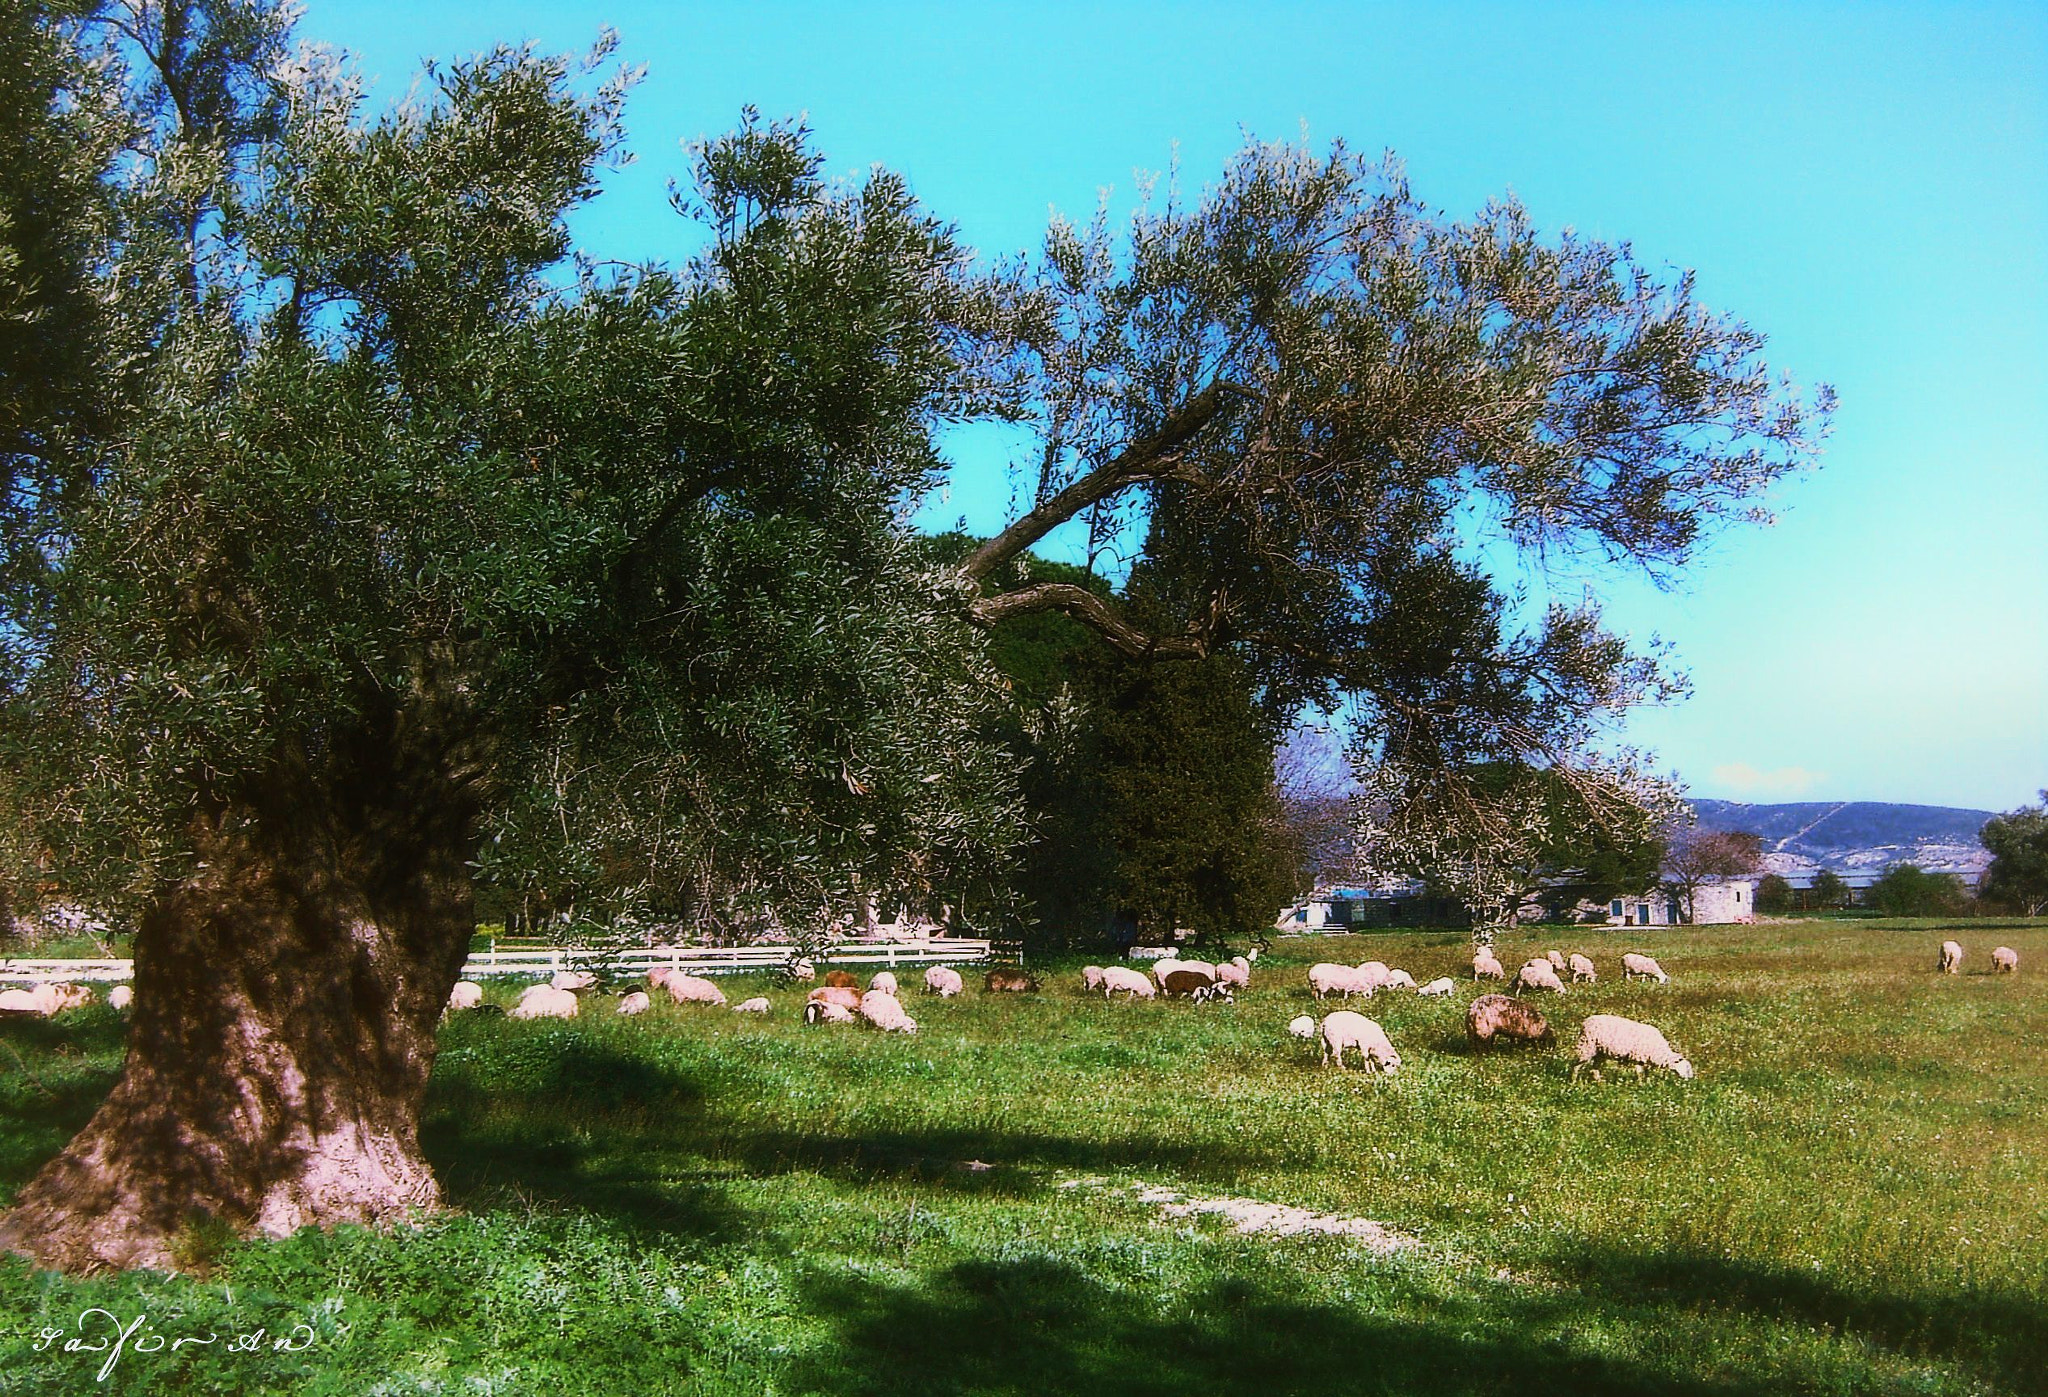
1599;878;1755;927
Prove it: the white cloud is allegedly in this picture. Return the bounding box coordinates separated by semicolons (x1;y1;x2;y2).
1711;763;1824;797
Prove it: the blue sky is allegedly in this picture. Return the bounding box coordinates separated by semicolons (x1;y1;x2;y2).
300;1;2047;812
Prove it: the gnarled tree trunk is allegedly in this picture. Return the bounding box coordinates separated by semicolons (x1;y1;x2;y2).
0;793;475;1273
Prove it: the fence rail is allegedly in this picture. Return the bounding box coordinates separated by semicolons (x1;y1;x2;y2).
0;957;133;983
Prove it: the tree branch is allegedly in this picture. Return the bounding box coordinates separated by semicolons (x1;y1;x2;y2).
967;583;1210;661
959;379;1254;582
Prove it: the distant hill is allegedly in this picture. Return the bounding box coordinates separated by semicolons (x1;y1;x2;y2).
1690;799;1994;876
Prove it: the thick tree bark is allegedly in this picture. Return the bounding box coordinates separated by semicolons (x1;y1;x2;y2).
0;794;476;1274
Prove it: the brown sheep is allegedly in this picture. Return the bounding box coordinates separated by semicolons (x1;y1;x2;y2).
1160;967;1218;999
1466;993;1554;1049
823;970;860;989
984;967;1039;993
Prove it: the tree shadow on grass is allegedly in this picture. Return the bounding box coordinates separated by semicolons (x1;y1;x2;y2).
786;1253;1766;1397
1553;1246;2044;1395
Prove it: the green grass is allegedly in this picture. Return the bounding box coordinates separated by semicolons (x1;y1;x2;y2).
3;919;2045;1394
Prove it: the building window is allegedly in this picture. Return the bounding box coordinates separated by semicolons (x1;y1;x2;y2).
1611;900;1624;917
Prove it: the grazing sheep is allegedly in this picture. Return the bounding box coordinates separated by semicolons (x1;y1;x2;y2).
107;984;134;1011
804;999;856;1025
1383;968;1417;991
510;985;579;1020
1992;946;2019;975
1161;967;1219;999
551;970;598;992
1189;982;1235;1005
647;967;680;993
1354;961;1392;994
1308;962;1365;999
1546;949;1567;972
1081;965;1107;992
1572;1014;1694;1081
663;974;729;1007
1100;965;1158;1000
824;969;859;989
1417;977;1456;998
1568;953;1597;984
1215;957;1252;989
1154;958;1218;989
35;983;95;1013
1287;1014;1318;1041
859;989;919;1034
733;996;772;1013
1473;949;1506;981
984;967;1039;993
1514;958;1567;994
1621;952;1669;984
447;981;484;1011
1466;993;1554;1048
868;971;899;996
0;988;43;1015
616;991;651;1016
923;965;964;997
1319;1011;1401;1073
1938;940;1963;974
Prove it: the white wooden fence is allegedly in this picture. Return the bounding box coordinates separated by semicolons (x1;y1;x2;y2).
0;957;133;984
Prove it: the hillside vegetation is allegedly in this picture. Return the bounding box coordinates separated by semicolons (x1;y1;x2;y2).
3;919;2044;1394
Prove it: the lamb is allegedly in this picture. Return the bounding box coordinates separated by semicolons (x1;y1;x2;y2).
1308;962;1365;999
1287;1014;1318;1041
786;959;817;982
1417;977;1456;998
663;974;729;1007
733;996;772;1013
1100;965;1158;1000
868;971;899;996
1382;968;1417;991
1472;948;1506;981
1938;940;1963;974
1189;982;1235;1005
1466;993;1553;1048
1621;952;1669;984
1572;1014;1694;1081
923;965;964;997
1992;946;2019;975
446;981;485;1011
1214;957;1252;989
859;989;919;1034
551;970;598;992
1319;1011;1401;1073
616;991;651;1016
107;983;134;1011
803;999;856;1024
510;985;579;1020
1568;953;1597;984
1081;965;1107;992
1514;958;1566;994
1546;949;1567;972
984;967;1039;993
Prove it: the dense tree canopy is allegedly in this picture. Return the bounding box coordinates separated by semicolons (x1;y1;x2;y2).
1980;794;2048;917
0;1;1832;1272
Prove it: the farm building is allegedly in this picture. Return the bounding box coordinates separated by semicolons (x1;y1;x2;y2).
1278;876;1759;931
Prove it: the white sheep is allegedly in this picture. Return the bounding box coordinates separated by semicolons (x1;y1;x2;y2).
1546;949;1567;972
1287;1014;1318;1041
616;991;651;1016
1215;957;1252;989
788;958;817;982
510;985;579;1020
1572;1014;1694;1081
107;983;134;1011
0;988;42;1014
923;965;964;997
868;971;899;996
1383;968;1417;991
663;974;729;1007
1473;948;1506;981
1568;953;1597;984
1621;952;1669;984
1319;1011;1401;1073
1938;940;1963;974
1417;977;1456;998
1100;965;1158;1000
1514;958;1566;994
1081;965;1107;992
858;989;918;1034
446;981;484;1011
804;999;856;1025
551;970;598;992
1155;958;1217;988
1992;946;2019;975
1354;961;1392;993
17;983;94;1014
1308;962;1364;999
733;996;772;1013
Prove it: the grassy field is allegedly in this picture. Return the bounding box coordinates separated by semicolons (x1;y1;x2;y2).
3;918;2045;1395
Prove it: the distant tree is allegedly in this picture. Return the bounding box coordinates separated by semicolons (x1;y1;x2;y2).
1809;869;1850;911
1979;793;2048;916
1866;864;1966;918
1664;827;1764;923
1754;872;1794;915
